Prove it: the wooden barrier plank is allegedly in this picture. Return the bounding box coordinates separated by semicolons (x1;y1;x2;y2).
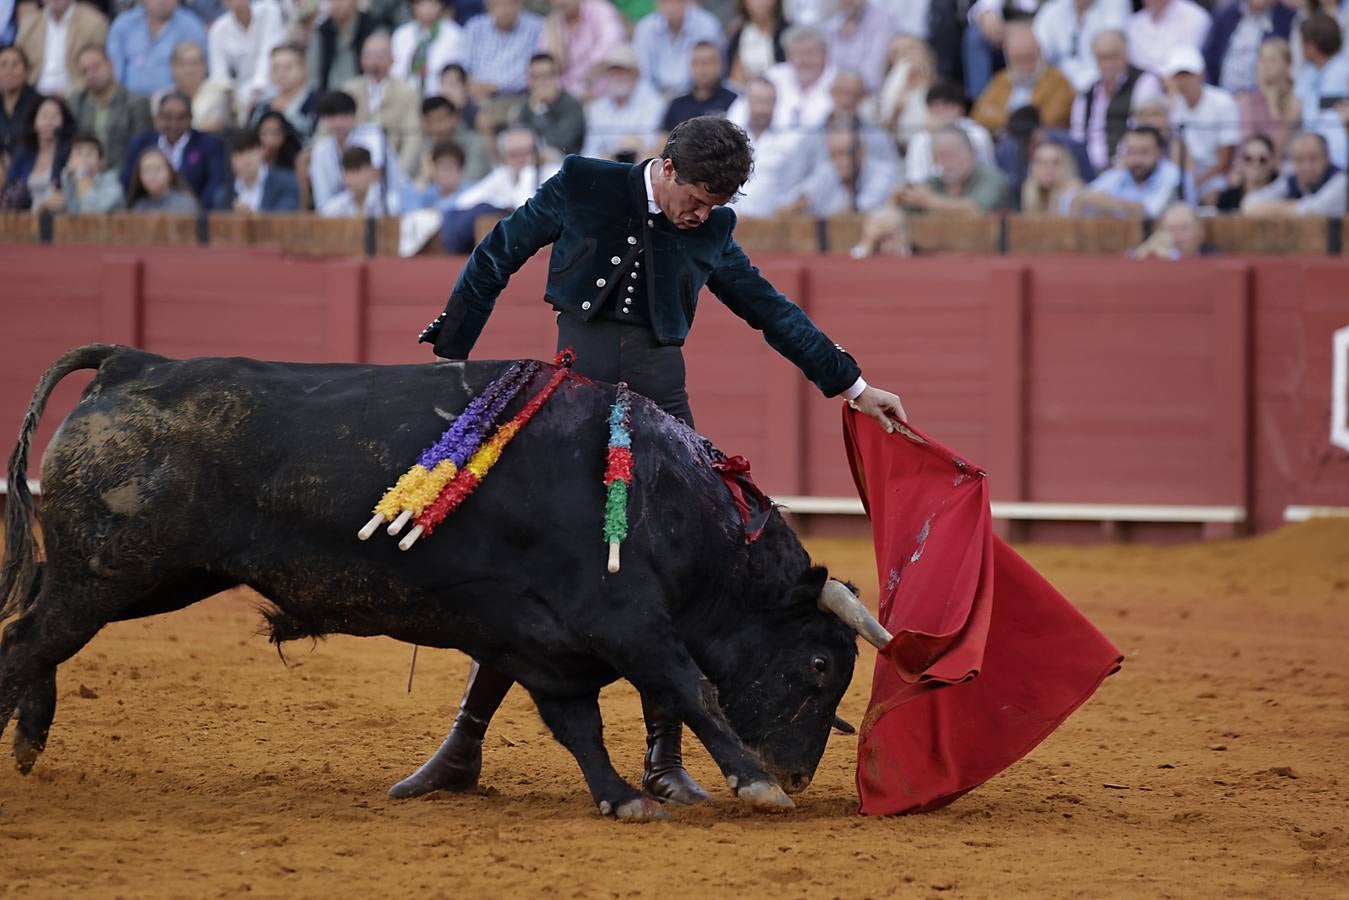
0;212;40;243
1205;216;1328;254
1006;215;1143;255
825;213;866;255
907;214;1000;254
52;213;111;244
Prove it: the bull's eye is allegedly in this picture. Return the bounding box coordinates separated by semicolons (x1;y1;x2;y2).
812;655;829;674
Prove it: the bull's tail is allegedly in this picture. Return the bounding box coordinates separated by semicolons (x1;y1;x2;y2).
1;344;121;621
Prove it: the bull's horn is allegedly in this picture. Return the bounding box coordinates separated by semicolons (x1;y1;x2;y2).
832;715;856;735
818;579;893;651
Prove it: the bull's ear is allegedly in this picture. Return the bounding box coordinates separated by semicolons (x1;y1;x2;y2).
794;565;830;602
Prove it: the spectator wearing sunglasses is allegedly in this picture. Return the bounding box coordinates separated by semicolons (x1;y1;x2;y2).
1215;133;1277;211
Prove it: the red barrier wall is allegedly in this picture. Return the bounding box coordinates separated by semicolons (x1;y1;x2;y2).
3;245;1346;539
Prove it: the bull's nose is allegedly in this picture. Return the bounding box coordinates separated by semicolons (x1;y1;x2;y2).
783;773;812;795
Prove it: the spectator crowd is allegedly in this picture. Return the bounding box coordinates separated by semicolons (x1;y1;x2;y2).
1;0;1347;255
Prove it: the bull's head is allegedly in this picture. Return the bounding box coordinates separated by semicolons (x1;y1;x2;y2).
698;566;891;795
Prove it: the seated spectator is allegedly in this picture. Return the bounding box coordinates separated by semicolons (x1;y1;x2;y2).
904;80;995;184
106;0;209;97
208;0;285;116
391;0;463;97
633;0;723;97
1204;0;1295;95
255;108;302;169
69;44;153;173
1131;200;1209;257
536;0;624;102
1;45;42;157
244;44;316;137
1293;12;1349;169
580;44;664;160
872;34;933;151
824;0;895;91
319;144;396;215
461;0;543;105
437;62;479;128
849;203;913;257
215;128;298;210
121;91;229;208
126;145;201;211
1164;46;1240;203
309;89;406;208
419;94;490;180
1239;38;1300;161
962;0;1045;100
1241;129;1347;215
1066;125;1191;217
994;104;1092;191
344;31;421;176
441;126;557;250
972;22;1075;137
1019;138;1083;211
171;40;235;132
1126;0;1211;77
758;25;835;130
42;132;125;212
1131;94;1173;144
662;41;737;131
1032;0;1131;93
15;0;109;97
401;138;472;210
307;0;377;93
726;0;787;84
1215;133;1278;211
787;125;896;215
898;125;1012;214
513;52;585;156
818;68;899;168
1071;29;1164;173
4;95;74;209
734;76;811;217
782;0;836;27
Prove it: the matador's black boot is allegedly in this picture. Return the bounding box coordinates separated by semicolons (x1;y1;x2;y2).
639;695;711;806
388;661;514;799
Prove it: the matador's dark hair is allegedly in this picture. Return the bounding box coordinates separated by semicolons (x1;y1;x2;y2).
660;116;754;201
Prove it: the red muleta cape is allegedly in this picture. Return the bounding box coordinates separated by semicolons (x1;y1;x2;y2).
842;409;1123;816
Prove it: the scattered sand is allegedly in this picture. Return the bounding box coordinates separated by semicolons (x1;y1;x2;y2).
2;522;1347;898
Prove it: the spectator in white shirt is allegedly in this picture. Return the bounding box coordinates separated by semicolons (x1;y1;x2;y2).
1241;129;1348;215
1070;29;1164;171
319;143;395;215
441;125;557;249
733;76;812;216
392;0;463;97
1126;0;1211;76
904;80;996;183
581;43;665;160
727;25;836;132
309;89;406;208
787;125;898;215
1032;0;1132;93
1163;45;1240;203
15;0;109;97
208;0;286;118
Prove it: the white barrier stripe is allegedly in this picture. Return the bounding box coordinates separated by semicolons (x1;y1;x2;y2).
0;479;42;496
774;496;1246;523
1283;505;1349;522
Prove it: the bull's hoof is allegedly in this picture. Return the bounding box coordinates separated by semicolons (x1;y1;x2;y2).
736;780;795;812
13;731;43;775
599;796;672;822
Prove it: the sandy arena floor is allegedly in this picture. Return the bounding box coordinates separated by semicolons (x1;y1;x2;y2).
1;522;1347;899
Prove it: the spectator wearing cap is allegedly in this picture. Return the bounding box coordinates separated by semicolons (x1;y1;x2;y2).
418;94;490;180
14;0;108;97
536;0;625;102
1066;125;1192;217
898;125;1012;214
308;0;377;93
344;31;422;176
734;76;812;217
105;0;209;97
1125;0;1211;77
661;41;737;131
308;88;407;209
786;125;897;215
1202;0;1295;94
44;132;125;212
512;52;586;156
1294;12;1349;168
725;0;787;84
580;43;664;159
319;143;398;215
244;44;317;137
1164;45;1239;203
905;80;995;183
171;40;236;132
972;22;1075;137
1030;0;1131;93
1;46;43;157
67;45;152;173
392;0;463;97
207;0;285;116
633;0;723;97
1070;30;1164;172
1241;129;1347;215
823;0;895;92
727;25;835;131
121;90;229;207
461;0;543;102
215;127;298;210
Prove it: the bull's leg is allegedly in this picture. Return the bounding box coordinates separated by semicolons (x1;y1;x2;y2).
530;692;670;823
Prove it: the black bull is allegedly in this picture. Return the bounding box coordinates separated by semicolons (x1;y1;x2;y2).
1;345;885;820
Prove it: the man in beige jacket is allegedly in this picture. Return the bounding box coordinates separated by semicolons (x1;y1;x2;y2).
16;0;107;96
343;31;421;177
